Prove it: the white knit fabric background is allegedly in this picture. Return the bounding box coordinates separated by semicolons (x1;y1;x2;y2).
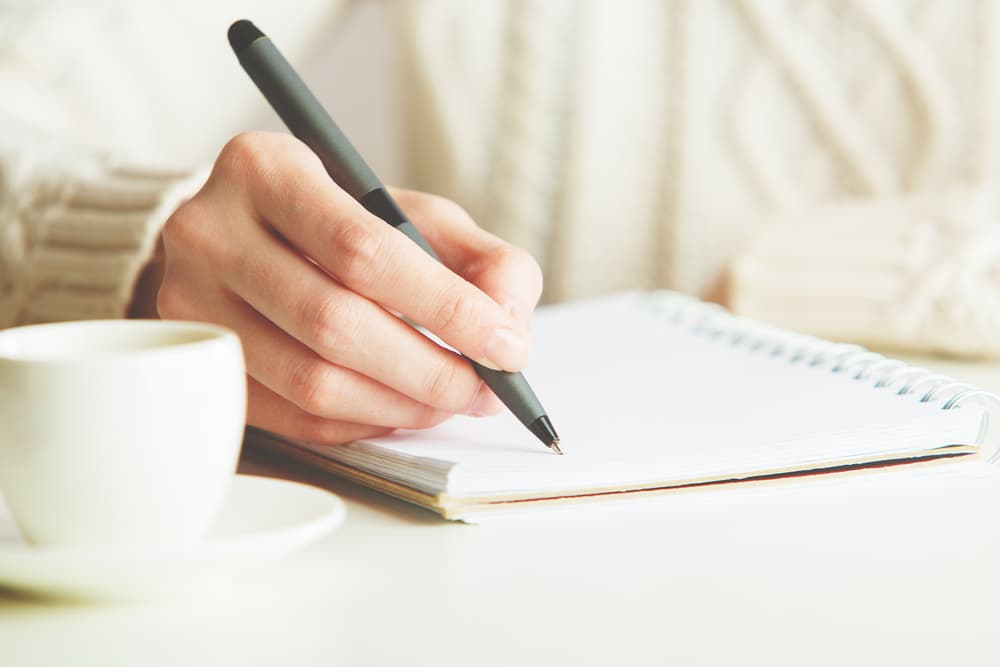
401;0;999;298
731;189;1000;357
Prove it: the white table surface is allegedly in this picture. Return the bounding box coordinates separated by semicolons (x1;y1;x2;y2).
3;356;1000;666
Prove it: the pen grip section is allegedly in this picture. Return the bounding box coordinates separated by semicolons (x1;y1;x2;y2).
360;188;440;260
471;362;545;428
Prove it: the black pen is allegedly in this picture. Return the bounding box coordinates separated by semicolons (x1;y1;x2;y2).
227;20;561;454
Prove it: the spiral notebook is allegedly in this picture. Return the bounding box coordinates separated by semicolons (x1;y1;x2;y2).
262;291;998;521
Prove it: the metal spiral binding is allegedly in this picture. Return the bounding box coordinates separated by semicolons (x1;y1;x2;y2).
641;291;1000;462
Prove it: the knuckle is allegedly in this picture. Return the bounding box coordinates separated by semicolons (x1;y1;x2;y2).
161;201;208;253
422;358;466;410
217;132;275;185
162;201;232;268
430;284;479;336
303;294;359;357
334;223;384;287
508;245;544;282
215;132;320;203
466;244;543;306
513;250;544;297
493;243;543;284
220;132;264;167
288;359;339;415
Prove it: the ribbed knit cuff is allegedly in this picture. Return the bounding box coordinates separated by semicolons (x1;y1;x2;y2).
729;189;1000;358
3;164;208;327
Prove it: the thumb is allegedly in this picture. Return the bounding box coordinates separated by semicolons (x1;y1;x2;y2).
466;247;542;334
391;189;543;332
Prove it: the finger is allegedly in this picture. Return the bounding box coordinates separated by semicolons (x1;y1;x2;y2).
181;286;454;429
391;189;544;329
246;377;394;445
221;222;503;417
236;136;528;371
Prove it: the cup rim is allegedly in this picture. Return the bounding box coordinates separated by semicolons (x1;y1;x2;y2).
0;319;239;364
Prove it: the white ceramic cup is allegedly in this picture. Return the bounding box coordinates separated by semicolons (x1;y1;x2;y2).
0;320;246;549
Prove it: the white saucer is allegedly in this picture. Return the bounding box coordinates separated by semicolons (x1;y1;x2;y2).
0;475;345;601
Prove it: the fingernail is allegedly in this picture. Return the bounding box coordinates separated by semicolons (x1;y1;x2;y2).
466;383;504;417
482;326;529;371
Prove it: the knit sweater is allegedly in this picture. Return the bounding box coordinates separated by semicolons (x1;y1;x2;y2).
2;1;999;357
0;0;338;327
0;140;206;326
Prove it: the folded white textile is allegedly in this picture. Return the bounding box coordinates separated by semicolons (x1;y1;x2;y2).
730;189;1000;358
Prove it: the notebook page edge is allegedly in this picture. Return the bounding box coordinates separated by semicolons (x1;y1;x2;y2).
442;404;987;496
440;446;979;521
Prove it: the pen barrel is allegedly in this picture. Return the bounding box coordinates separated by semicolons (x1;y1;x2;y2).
471;362;547;428
236;38;382;200
359;187;440;253
230;22;557;447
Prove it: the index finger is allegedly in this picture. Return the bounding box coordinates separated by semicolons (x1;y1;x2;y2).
248;141;529;372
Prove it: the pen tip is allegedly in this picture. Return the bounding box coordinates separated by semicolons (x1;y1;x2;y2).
528;415;560;452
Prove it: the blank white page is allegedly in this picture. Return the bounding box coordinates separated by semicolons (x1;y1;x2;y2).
300;292;986;498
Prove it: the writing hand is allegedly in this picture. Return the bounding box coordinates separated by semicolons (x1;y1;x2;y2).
156;132;543;444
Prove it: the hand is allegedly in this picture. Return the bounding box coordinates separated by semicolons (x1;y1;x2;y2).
156;132;543;444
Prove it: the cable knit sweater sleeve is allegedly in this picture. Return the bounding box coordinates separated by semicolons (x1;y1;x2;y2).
729;188;1000;359
0;141;208;327
0;0;348;328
